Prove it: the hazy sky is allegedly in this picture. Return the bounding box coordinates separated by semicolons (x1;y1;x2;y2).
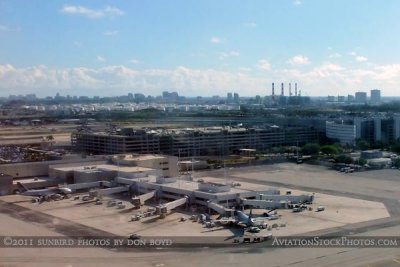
1;0;400;97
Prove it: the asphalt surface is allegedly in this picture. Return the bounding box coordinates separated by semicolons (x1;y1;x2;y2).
200;164;400;217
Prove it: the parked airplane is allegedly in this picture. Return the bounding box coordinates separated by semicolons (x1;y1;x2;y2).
215;209;270;229
16;182;72;201
236;209;270;227
263;208;280;220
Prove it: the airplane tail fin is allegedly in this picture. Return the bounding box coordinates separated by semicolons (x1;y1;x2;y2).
267;208;277;214
248;208;253;225
16;182;29;192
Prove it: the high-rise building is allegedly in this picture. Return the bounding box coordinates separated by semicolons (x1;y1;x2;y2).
134;93;146;102
355;92;367;103
25;94;37;101
354;116;400;144
162;91;179;101
233;93;239;103
255;95;261;104
227;93;233;103
370;89;381;104
327;116;400;146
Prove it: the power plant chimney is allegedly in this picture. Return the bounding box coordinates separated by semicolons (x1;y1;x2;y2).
289;83;292;96
281;83;284;96
272;82;275;101
295;83;298;96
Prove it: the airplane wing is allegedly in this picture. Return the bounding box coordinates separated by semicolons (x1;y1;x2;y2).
16;182;29;192
41;191;56;197
253;217;269;221
237;221;249;227
214;218;236;224
31;189;58;197
251;216;275;222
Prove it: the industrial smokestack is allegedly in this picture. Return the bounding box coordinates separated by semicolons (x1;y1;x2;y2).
281;83;284;96
295;83;298;96
289;83;292;96
272;82;275;101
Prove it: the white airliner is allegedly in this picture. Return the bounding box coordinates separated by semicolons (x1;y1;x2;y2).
16;182;72;201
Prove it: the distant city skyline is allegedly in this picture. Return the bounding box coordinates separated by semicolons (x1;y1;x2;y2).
1;1;400;97
5;89;395;102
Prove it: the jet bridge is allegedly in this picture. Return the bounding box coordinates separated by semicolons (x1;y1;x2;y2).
241;193;314;209
156;196;188;218
66;181;114;192
67;181;102;192
89;186;129;198
131;190;157;207
241;198;287;209
207;201;234;217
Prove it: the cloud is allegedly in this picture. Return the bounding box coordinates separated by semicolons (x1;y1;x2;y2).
210;37;222;44
0;25;20;32
97;56;106;62
102;6;124;16
60;5;124;19
278;62;400;95
2;62;400;97
288;55;310;66
372;64;400;81
244;22;257;28
0;25;12;32
73;41;83;47
239;67;252;72
256;59;271;71
293;0;302;6
0;64;263;97
308;63;344;76
103;30;119;36
129;59;140;64
348;50;368;62
355;56;368;62
328;53;342;59
219;51;240;59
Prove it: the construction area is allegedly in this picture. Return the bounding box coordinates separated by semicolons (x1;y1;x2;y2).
0;154;393;245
